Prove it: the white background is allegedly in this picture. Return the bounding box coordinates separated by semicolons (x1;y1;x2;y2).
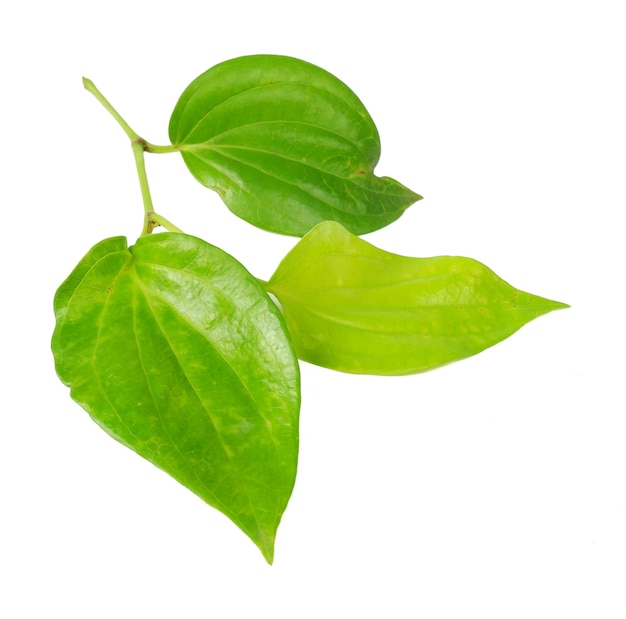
2;1;624;617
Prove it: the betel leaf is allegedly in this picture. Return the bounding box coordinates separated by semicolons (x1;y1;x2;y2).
168;54;421;237
265;221;568;375
52;233;300;563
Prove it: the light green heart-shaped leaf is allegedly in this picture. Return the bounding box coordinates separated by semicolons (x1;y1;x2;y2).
169;54;421;236
265;221;568;375
52;233;300;563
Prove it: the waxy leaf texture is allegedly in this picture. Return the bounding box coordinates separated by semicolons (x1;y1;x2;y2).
52;233;300;563
266;222;568;375
169;54;421;236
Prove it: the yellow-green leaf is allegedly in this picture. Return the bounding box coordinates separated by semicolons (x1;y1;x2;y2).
265;221;568;375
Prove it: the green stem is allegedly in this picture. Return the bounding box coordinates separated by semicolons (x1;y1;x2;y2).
82;78;139;141
82;77;178;152
83;77;182;236
145;143;181;154
131;140;156;236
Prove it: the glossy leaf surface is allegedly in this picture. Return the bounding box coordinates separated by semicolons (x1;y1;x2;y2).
266;222;568;375
52;233;300;563
169;54;421;236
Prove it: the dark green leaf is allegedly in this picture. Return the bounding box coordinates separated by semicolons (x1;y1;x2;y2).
169;55;421;236
52;233;300;563
265;221;568;375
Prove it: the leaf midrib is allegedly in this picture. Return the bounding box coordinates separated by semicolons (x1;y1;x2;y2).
131;259;293;547
186;149;406;224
